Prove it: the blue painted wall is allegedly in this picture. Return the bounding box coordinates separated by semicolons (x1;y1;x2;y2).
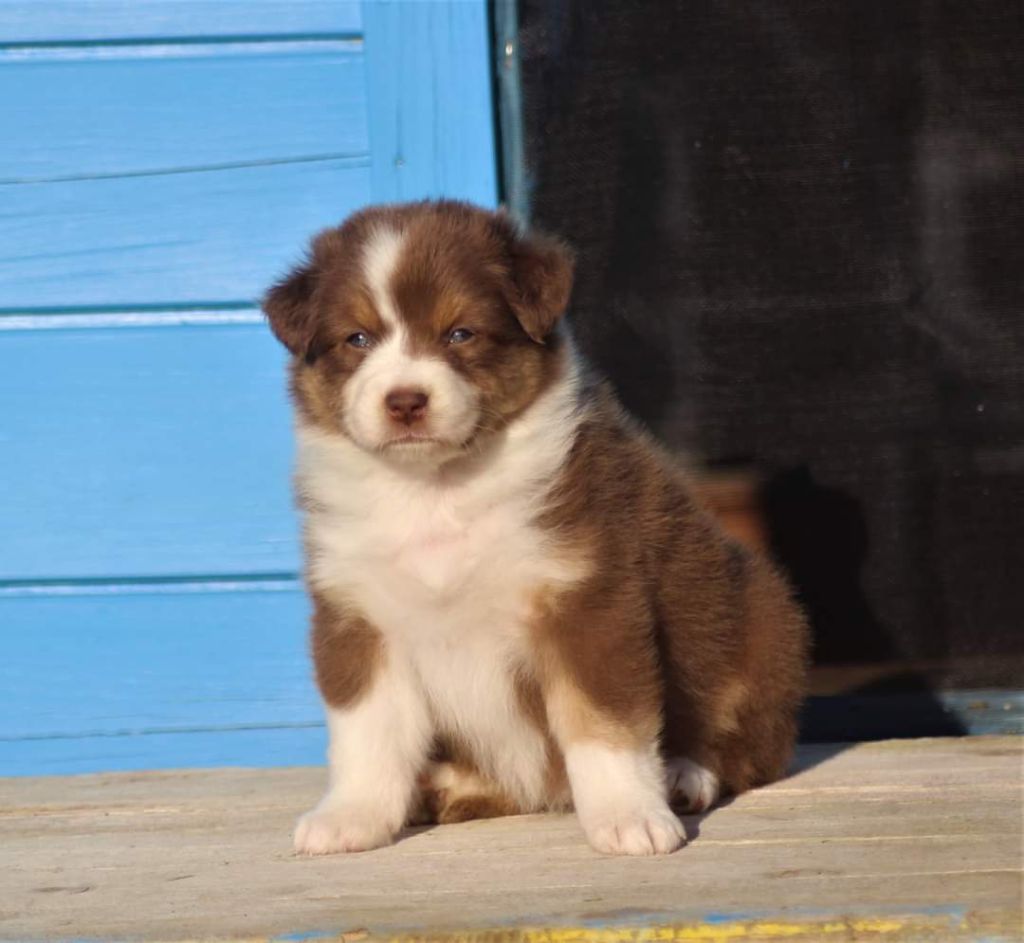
0;0;498;775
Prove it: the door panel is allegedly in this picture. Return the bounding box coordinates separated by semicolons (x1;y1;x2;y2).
0;45;368;180
0;160;370;309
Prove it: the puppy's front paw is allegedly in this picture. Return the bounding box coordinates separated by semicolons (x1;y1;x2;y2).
293;803;395;855
582;803;686;856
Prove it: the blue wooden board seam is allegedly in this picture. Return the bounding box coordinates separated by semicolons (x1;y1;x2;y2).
0;38;363;62
0;575;301;597
0;152;369;188
0;1;363;44
0;301;258;316
0;33;363;53
0;572;309;599
0;309;267;330
0;726;328;775
1;720;322;742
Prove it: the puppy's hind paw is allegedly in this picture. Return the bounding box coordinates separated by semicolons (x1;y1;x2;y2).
666;757;720;813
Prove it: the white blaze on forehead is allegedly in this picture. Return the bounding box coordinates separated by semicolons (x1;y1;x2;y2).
342;223;480;456
362;226;406;330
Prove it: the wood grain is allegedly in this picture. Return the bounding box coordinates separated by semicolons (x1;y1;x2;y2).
0;159;370;309
364;0;498;205
0;737;1018;941
0;44;367;181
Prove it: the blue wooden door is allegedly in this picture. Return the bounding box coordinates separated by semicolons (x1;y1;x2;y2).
0;1;498;774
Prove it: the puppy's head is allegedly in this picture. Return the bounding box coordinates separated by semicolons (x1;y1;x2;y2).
264;201;574;466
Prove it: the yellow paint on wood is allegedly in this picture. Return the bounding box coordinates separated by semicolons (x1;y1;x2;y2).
149;910;996;943
364;912;978;943
380;918;909;942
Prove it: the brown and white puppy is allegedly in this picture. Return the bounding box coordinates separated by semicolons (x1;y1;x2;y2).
264;200;809;857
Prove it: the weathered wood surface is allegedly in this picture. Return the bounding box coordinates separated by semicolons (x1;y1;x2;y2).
0;737;1020;942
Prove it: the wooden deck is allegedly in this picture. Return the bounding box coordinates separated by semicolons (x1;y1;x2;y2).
1;737;1020;942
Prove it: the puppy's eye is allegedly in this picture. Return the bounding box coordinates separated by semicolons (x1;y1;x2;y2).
448;328;475;345
346;332;373;349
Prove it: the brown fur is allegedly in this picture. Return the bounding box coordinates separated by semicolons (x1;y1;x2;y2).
535;388;809;798
309;595;384;708
417;762;522;825
512;670;572;804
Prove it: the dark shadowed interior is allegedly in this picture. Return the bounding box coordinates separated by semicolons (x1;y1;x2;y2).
509;0;1023;731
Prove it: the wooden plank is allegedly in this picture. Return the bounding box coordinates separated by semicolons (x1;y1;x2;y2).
0;587;312;742
0;737;1019;941
0;44;367;181
0;587;317;776
0;159;369;309
0;324;301;580
0;1;361;43
363;0;498;206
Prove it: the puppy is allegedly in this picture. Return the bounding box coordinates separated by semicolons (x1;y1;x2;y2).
263;200;808;856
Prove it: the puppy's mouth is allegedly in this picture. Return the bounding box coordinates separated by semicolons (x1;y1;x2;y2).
378;431;482;461
381;433;447;450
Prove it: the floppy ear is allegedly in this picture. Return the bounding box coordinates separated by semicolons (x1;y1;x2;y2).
504;226;575;344
262;259;319;358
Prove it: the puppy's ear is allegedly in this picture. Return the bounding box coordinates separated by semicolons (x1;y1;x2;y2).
501;221;575;344
263;259;319;358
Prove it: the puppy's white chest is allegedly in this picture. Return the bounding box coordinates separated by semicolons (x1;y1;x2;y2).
389;506;479;596
389;502;530;599
305;472;554;624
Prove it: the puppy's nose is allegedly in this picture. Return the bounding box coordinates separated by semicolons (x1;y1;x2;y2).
385;388;429;425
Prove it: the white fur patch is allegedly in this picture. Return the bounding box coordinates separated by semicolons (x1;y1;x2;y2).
666;756;720;813
565;741;685;856
362;226;405;329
